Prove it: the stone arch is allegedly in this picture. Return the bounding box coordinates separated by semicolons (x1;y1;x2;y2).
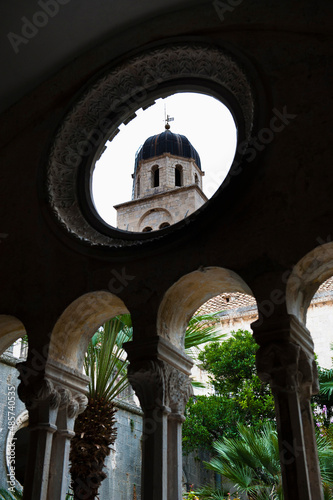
286;242;333;324
49;291;129;371
0;315;26;356
139;208;173;232
157;266;254;349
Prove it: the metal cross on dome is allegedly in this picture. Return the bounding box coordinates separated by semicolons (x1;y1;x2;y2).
164;104;174;129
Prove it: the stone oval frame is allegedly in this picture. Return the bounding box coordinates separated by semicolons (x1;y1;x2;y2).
47;43;255;248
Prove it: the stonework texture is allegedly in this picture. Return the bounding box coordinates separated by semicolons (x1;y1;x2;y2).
115;153;206;231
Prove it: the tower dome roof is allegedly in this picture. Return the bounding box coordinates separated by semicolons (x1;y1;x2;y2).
134;128;201;172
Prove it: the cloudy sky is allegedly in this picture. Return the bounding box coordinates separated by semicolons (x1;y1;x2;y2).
91;92;237;227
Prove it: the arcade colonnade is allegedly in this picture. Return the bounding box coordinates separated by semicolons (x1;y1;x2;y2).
1;3;332;499
1;251;333;500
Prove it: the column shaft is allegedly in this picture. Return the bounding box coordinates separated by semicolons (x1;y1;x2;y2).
23;402;58;500
47;408;76;500
142;408;169;500
167;414;184;500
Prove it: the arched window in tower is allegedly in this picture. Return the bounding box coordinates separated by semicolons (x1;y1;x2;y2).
159;222;171;229
175;165;182;187
137;175;140;197
195;173;199;186
152;165;159;188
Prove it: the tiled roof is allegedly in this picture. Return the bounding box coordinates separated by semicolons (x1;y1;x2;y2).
198;277;333;317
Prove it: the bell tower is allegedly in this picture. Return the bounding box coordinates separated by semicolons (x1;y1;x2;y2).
114;124;207;232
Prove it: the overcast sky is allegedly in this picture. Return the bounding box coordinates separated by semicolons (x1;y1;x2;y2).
91;92;237;227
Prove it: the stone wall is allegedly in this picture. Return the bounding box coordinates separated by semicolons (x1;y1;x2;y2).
116;185;207;231
99;401;143;500
134;154;203;198
115;152;207;231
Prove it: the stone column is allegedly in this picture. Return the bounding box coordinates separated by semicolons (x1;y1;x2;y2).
253;315;323;500
17;360;88;500
45;361;88;500
16;366;60;500
125;336;193;500
167;368;193;500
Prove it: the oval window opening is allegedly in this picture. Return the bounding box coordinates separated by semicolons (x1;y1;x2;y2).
91;92;237;232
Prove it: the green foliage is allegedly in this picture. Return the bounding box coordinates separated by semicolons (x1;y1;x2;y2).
184;312;226;355
316;424;333;497
85;314;132;402
183;395;226;453
198;330;275;422
203;420;333;499
70;315;132;500
203;423;283;500
0;489;22;500
313;344;333;427
183;330;275;452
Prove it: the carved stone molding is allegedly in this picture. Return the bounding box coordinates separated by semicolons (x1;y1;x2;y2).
167;366;193;414
127;359;167;411
127;358;193;415
17;366;61;410
16;362;88;416
256;341;319;396
47;43;255;248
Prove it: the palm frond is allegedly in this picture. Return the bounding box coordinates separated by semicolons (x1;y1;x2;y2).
185;311;226;355
84;316;131;402
320;378;333;397
205;422;281;498
0;489;22;500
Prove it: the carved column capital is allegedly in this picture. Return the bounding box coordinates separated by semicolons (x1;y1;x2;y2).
256;341;300;392
16;360;88;416
253;314;319;397
125;335;193;414
16;364;61;410
128;359;167;412
256;341;319;396
167;366;193;415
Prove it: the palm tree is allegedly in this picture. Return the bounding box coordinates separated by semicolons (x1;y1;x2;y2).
202;422;333;500
203;422;282;500
69;315;132;500
69;310;223;499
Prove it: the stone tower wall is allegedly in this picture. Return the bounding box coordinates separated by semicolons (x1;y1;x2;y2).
115;185;207;231
133;153;203;200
